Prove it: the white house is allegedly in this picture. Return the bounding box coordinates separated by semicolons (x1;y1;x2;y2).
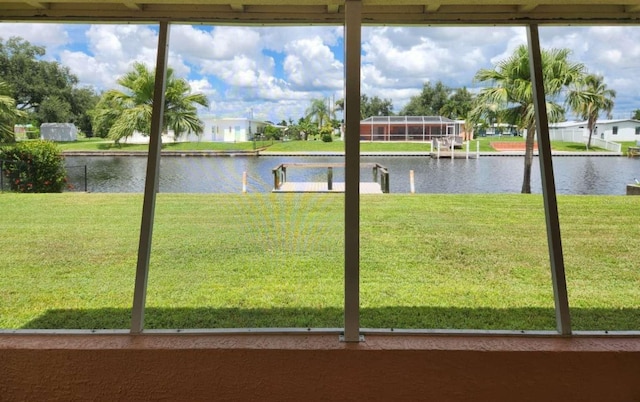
197;116;270;142
549;119;640;142
122;117;271;144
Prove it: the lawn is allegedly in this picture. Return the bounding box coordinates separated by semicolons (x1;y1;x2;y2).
55;137;275;151
1;193;638;331
53;136;618;153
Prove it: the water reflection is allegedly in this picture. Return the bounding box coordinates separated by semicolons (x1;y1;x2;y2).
64;155;640;195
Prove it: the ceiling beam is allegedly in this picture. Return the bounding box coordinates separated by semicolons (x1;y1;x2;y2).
123;2;142;10
626;4;640;12
518;4;539;12
24;1;48;8
327;4;339;13
424;3;441;12
230;4;245;11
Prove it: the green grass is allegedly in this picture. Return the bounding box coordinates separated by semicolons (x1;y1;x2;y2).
619;141;640;155
52;136;620;153
1;193;639;331
55;137;275;151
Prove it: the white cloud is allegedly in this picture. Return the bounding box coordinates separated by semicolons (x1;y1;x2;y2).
188;78;217;97
261;26;343;52
283;36;343;90
540;26;640;117
0;23;70;52
3;22;640;122
59;25;161;91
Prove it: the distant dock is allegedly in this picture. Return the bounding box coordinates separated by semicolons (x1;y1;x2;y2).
430;151;478;159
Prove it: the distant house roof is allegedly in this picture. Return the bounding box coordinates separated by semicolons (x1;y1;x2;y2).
361;116;457;124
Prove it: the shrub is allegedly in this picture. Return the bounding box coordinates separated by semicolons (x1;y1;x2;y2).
0;140;67;193
263;125;282;140
320;124;333;142
26;128;40;140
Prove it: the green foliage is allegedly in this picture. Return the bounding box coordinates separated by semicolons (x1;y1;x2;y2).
305;98;330;128
296;118;318;140
335;95;394;119
0;140;66;192
439;87;475;119
400;82;474;120
25;127;39;140
92;62;208;143
37;95;72;123
0;37;98;132
566;74;616;149
633;109;640;120
0;81;26;143
401;80;451;116
263;125;282;140
68;87;100;135
360;94;394;118
320;124;333;142
471;45;585;193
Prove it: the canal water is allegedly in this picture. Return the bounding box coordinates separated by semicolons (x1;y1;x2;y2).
64;155;640;195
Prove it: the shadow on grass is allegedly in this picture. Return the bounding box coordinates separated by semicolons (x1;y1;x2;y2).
560;144;606;152
17;306;640;331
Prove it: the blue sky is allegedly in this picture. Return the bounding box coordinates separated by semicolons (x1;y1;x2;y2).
1;23;639;122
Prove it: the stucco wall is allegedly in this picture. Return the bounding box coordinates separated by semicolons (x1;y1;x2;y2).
2;334;640;401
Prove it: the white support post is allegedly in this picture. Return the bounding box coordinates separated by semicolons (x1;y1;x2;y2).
343;0;362;342
242;171;247;193
466;141;470;159
527;24;572;335
409;170;415;194
131;21;170;334
451;139;455;163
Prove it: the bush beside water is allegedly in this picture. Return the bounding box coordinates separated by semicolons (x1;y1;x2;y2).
0;140;67;193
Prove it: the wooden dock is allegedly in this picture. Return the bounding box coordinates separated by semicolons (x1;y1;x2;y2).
274;182;383;194
272;162;389;194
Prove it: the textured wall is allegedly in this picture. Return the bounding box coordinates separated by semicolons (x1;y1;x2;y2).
2;334;640;401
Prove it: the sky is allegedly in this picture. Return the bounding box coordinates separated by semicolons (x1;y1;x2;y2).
1;23;639;123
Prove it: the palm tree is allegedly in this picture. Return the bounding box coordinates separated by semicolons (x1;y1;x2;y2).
471;45;584;193
305;98;330;129
94;62;208;144
0;81;26;143
566;74;616;150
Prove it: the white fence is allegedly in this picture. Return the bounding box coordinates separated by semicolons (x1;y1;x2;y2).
547;128;622;152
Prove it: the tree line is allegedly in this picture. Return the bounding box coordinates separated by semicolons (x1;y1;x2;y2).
0;37;99;142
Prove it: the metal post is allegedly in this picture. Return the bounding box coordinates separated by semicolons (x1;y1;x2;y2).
328;167;333;190
84;165;87;192
527;24;572;335
343;0;361;342
131;21;171;334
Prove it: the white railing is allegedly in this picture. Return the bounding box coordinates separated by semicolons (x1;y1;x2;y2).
547;128;622;152
590;137;622;152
